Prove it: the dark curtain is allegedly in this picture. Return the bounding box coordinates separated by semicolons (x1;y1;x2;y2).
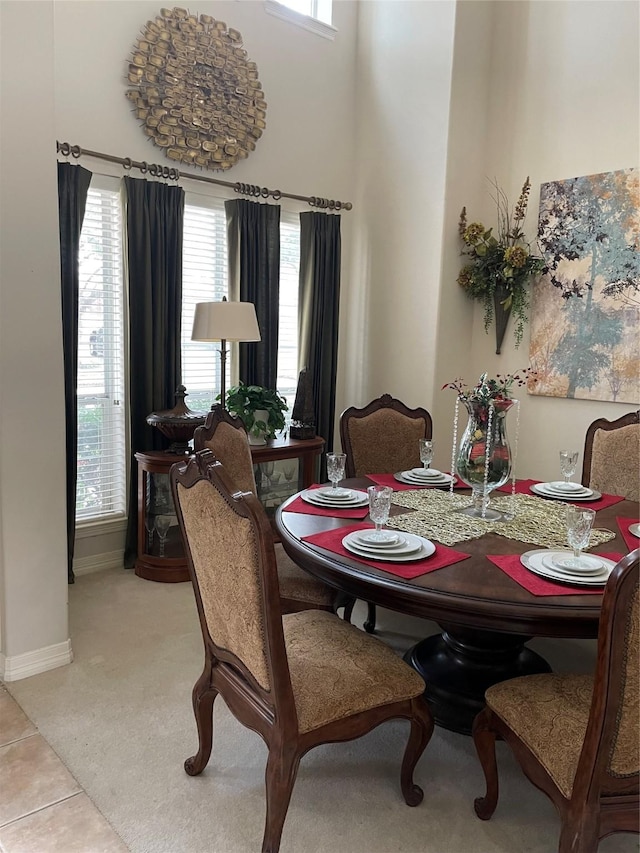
123;176;185;568
225;199;280;389
298;212;341;478
58;162;92;584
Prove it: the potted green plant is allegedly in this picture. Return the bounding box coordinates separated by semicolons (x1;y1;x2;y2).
224;382;288;445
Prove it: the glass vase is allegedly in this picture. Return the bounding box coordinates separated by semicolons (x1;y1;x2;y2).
456;397;513;520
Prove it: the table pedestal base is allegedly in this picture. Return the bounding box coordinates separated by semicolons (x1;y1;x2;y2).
404;625;551;735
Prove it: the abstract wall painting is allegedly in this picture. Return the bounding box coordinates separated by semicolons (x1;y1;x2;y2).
529;168;639;403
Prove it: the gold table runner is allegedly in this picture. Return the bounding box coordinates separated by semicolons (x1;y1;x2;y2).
387;490;616;551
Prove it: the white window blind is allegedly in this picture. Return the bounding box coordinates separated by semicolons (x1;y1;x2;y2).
278;213;300;418
77;185;126;522
181;199;229;412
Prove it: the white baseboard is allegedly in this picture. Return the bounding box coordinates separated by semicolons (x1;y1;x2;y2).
0;639;73;682
73;549;123;577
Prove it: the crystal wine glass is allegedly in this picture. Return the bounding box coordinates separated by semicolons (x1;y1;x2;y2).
559;450;579;485
282;460;297;483
565;506;596;568
144;515;155;553
419;439;433;470
326;452;346;492
367;485;393;542
155;515;172;558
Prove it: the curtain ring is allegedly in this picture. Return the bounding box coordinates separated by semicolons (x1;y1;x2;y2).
70;145;82;159
58;141;71;157
260;186;269;199
272;189;282;201
122;157;133;171
139;161;148;174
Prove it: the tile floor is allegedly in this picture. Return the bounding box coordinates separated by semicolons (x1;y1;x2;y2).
0;686;128;853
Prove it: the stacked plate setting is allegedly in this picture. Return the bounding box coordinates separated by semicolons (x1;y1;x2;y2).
530;481;600;501
300;486;369;508
394;467;455;487
629;522;640;538
342;529;435;562
520;549;615;585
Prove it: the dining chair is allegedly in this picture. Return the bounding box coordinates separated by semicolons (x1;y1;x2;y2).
170;450;435;853
581;409;640;502
193;406;336;615
472;549;639;853
339;394;433;632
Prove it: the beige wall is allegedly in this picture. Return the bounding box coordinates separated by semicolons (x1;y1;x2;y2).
1;0;638;674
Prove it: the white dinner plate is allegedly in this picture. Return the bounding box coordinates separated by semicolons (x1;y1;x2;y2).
351;530;401;548
537;482;592;497
520;550;614;586
342;531;435;562
348;531;423;555
628;522;640;538
315;486;353;500
547;481;587;493
395;471;455;487
541;553;604;575
408;468;443;480
530;483;600;502
301;489;369;508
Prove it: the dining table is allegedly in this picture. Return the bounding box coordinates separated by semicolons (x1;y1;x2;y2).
275;476;639;735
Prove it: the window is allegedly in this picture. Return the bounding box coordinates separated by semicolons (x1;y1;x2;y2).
77;182;127;522
278;212;300;416
180;197;229;412
264;0;335;38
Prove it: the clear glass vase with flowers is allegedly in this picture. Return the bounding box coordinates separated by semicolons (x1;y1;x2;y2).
444;370;535;520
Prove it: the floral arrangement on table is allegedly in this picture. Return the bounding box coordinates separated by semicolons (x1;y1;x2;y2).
442;369;537;410
457;177;546;351
443;370;536;509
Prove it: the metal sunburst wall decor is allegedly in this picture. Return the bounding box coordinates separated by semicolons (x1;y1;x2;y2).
125;7;267;171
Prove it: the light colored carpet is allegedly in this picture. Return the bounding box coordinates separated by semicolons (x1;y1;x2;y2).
6;568;637;853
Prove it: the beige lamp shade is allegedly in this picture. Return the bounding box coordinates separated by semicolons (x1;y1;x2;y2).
191;301;261;343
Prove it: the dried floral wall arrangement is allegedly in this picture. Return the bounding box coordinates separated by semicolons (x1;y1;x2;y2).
125;7;267;171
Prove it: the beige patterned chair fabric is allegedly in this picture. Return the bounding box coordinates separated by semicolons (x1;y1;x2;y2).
283;610;425;733
589;423;640;501
348;410;427;476
200;420;257;496
610;584;639;777
485;673;593;799
176;479;270;690
195;407;335;611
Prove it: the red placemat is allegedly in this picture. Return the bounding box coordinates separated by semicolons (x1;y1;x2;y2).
616;517;640;553
284;487;370;519
497;479;625;511
488;553;623;596
302;522;470;579
367;472;465;492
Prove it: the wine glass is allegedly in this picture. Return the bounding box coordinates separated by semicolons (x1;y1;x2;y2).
144;515;155;553
282;460;297;484
326;452;346;492
559;450;579;485
419;439;433;470
155;515;172;558
565;506;596;568
367;485;393;542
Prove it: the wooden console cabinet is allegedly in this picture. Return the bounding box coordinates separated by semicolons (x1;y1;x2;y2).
134;435;324;583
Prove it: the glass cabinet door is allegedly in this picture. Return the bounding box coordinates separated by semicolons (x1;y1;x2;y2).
143;471;182;559
254;458;302;519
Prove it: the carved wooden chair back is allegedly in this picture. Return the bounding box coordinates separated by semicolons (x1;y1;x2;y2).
170;450;434;853
193;405;256;495
340;394;433;478
581;410;640;501
473;549;640;852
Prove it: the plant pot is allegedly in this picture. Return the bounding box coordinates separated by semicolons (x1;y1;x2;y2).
248;409;269;445
493;287;511;355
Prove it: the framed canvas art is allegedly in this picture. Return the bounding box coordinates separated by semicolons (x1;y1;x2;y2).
529;168;639;403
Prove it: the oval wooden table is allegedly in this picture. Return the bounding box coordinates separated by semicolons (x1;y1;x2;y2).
275;478;638;734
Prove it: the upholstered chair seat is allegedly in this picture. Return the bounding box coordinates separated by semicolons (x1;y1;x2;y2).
194;405;336;614
171;452;434;853
582;410;640;502
473;550;639;853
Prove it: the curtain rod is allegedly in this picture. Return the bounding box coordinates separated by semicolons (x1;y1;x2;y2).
56;141;352;212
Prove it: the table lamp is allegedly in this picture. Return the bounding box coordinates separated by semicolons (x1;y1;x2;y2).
191;298;261;409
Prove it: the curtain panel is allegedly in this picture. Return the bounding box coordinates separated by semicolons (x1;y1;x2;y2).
225;199;280;390
299;212;341;477
122;176;185;568
58;162;93;584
